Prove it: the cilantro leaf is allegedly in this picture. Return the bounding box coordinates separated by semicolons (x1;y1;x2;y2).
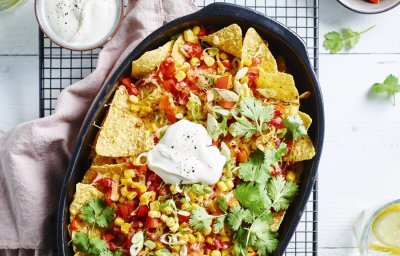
370;74;400;105
73;232;109;256
267;175;299;211
239;150;270;183
230;97;274;138
189;207;214;231
323;26;375;54
99;251;113;256
283;115;307;141
249;219;279;254
82;199;115;228
233;183;271;215
264;143;287;168
215;195;228;213
213;215;226;233
227;205;251;231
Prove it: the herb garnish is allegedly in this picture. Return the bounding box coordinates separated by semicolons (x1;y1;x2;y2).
370;74;400;105
81;199;115;228
323;26;375;54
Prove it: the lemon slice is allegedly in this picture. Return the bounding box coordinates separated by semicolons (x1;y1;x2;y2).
369;242;400;255
372;204;400;248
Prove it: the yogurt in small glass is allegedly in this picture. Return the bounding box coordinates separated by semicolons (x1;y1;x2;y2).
35;0;123;50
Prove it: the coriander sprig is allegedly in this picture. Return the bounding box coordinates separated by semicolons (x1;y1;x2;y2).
370;74;400;105
323;26;375;54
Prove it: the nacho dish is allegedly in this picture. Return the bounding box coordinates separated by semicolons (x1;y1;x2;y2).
68;24;316;256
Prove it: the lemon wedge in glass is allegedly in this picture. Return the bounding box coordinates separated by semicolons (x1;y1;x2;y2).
372;204;400;249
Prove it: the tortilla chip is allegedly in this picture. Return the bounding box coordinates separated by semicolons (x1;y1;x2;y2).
82;163;129;184
92;154;116;166
299;111;312;130
257;71;299;104
95;86;154;157
242;27;277;73
270;211;286;232
172;35;186;65
291;135;316;162
131;40;174;79
201;24;243;58
69;183;103;219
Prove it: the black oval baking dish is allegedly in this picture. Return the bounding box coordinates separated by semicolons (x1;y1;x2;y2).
58;3;325;255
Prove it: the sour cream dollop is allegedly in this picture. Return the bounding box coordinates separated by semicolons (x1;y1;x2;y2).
147;120;226;185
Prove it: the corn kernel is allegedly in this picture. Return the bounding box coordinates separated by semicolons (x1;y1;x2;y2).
286;171;296;182
181;234;189;242
110;192;120;202
188;234;196;244
212;35;220;45
204;56;215;67
243;59;252;66
166;217;175;227
148;210;161;218
140;106;153;115
190;57;200;66
130;104;140;112
121;186;129;197
150;201;160;211
131;182;147;193
128;95;139;103
127;191;137;200
171;245;181;252
183;29;198;43
139;191;156;205
124;169;136;178
120;178;132;186
192;26;201;36
206;237;214;244
225;180;234;191
155;241;163;250
204;228;212;235
211;250;222;256
195;232;204;243
170;222;179;233
217;181;228;192
114;217;124;226
240;76;249;84
160;214;168;222
170;184;179;195
219;52;228;60
119;197;126;203
121;223;131;234
175;70;186;82
221;236;230;242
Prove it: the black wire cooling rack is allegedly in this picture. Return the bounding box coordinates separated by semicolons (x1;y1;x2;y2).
39;0;318;254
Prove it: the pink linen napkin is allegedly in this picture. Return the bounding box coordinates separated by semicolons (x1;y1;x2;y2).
0;0;198;254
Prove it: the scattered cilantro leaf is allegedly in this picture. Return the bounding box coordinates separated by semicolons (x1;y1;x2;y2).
239;150;270;183
213;215;226;232
82;199;115;228
189;207;214;231
283;115;307;141
227;205;250;231
264;143;287;168
99;251;113;256
215;195;228;213
370;74;400;105
323;26;375;54
267;175;299;211
230;97;274;138
249;219;279;254
234;183;272;216
73;232;109;256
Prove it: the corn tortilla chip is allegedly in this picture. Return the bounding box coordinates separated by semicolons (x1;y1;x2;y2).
201;24;243;58
82;163;130;184
131;40;174;79
69;183;103;220
257;71;299;104
299;111;312;130
172;35;186;65
95;86;154;157
242;27;277;73
92;154;116;166
291;135;316;162
270;211;286;232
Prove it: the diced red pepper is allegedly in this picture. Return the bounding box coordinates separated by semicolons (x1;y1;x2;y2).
215;76;230;89
198;27;207;37
95;178;115;192
136;205;149;218
183;43;203;58
219;100;235;109
117;200;136;220
221;60;232;71
120;77;140;96
178;214;190;224
104;190;113;206
144;217;159;229
159;95;177;123
70;218;79;231
159;57;176;80
236;147;249;163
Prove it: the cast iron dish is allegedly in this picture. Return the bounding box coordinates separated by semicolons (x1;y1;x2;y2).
58;3;325;255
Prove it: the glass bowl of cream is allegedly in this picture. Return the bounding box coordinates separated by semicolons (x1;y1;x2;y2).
35;0;124;51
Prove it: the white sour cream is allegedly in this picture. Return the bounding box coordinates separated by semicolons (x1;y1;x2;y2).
43;0;118;48
147;120;226;185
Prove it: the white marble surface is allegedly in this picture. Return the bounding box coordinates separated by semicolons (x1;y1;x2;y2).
1;0;400;255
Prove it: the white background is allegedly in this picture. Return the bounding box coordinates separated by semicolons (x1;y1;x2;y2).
1;0;400;255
